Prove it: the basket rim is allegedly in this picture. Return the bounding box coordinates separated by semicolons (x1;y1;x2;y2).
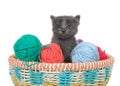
8;54;114;72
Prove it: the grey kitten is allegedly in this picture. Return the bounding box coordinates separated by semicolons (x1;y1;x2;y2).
51;15;80;62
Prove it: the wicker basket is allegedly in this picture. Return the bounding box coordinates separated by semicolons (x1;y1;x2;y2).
9;54;114;86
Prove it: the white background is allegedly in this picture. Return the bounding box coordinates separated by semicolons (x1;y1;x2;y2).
0;0;119;85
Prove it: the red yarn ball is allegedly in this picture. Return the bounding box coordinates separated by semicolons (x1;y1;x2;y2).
40;43;64;63
97;47;108;60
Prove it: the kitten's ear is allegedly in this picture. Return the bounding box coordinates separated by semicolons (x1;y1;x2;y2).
75;15;80;24
50;15;55;21
50;15;55;19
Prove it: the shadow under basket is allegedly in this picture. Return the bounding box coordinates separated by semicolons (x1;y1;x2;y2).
8;54;114;86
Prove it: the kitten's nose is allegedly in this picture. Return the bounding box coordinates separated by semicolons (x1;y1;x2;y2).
62;29;66;33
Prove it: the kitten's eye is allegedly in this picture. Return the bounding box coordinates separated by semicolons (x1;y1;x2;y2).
66;24;71;28
57;24;61;28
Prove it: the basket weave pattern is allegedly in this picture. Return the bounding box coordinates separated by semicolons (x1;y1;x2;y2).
9;54;114;86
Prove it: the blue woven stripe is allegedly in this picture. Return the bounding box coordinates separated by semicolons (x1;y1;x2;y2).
9;72;11;75
29;70;44;85
83;70;97;83
9;71;11;75
14;67;21;80
58;71;73;86
105;67;111;80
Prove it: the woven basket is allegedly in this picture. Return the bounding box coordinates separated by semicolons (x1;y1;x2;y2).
9;54;114;86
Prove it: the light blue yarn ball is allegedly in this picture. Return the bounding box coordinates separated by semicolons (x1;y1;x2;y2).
70;42;99;63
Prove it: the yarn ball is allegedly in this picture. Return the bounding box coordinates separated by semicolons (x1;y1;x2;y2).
40;43;64;63
97;47;108;60
70;42;100;63
14;34;42;62
77;39;83;44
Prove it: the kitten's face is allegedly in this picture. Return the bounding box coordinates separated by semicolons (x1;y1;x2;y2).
51;15;80;39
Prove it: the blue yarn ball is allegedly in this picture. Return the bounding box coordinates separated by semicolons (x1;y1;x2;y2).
70;42;99;63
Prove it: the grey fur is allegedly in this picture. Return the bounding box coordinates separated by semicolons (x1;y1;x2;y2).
51;15;80;62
